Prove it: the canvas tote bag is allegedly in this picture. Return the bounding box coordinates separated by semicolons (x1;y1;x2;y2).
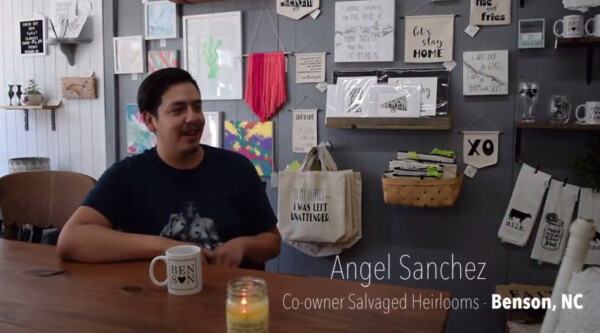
278;145;362;257
278;145;348;243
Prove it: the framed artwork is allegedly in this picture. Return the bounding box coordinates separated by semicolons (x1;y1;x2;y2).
20;18;46;56
518;19;545;49
144;1;178;40
334;0;395;63
404;15;454;63
200;111;222;148
463;50;509;96
61;77;97;99
470;0;511;26
126;103;156;154
148;50;179;73
183;12;243;100
224;121;273;177
113;36;145;74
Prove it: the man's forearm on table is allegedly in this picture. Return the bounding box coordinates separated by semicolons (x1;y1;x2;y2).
57;225;178;263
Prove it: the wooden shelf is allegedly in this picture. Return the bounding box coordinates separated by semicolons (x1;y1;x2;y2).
556;37;600;47
47;38;92;66
0;105;59;110
169;0;222;3
555;37;600;84
326;117;452;130
516;121;600;130
0;104;61;131
514;121;600;162
47;38;92;45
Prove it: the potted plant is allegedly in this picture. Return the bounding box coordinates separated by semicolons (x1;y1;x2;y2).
21;79;43;106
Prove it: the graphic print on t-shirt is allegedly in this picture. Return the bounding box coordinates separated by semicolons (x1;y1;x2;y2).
159;202;221;250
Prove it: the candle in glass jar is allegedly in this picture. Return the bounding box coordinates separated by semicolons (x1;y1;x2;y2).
226;277;269;333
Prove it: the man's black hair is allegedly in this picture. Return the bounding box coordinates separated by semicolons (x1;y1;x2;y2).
137;68;200;117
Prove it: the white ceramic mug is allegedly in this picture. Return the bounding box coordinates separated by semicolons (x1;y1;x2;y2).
586;14;600;37
149;245;203;296
575;102;600;124
554;15;585;38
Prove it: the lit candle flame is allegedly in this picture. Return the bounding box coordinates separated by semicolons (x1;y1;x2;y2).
241;297;248;314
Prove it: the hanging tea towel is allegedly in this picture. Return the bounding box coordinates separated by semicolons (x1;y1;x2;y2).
555;267;600;333
578;188;600;265
531;180;580;264
498;164;551;246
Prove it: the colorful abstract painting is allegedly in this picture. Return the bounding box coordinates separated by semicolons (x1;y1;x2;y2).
127;103;156;154
224;121;273;177
148;50;179;73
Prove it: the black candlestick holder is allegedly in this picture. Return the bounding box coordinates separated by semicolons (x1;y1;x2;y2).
16;85;22;106
8;84;14;106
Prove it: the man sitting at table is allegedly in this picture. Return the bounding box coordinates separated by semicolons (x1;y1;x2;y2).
57;68;281;269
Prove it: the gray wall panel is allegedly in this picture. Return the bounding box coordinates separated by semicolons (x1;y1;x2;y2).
105;0;600;331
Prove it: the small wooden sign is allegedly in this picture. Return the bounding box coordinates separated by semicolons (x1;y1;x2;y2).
61;77;97;99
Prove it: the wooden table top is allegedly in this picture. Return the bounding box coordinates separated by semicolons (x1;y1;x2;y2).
0;240;450;332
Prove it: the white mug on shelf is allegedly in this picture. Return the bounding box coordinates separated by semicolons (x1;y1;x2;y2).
554;15;585;38
149;245;203;296
575;101;600;124
585;14;600;37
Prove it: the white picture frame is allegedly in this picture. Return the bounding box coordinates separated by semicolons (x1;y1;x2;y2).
144;1;178;40
200;111;222;148
113;36;145;74
20;18;46;56
183;12;243;100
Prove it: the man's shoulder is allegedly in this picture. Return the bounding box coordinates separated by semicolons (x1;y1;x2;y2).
205;145;251;166
203;145;258;179
104;149;155;176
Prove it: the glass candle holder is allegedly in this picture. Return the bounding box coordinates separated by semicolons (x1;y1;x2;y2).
226;277;269;333
548;95;571;124
519;82;539;122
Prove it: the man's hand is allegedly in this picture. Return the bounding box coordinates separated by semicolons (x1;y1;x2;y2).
207;238;247;268
201;248;213;265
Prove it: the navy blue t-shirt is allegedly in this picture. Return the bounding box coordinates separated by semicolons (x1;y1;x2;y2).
82;145;277;253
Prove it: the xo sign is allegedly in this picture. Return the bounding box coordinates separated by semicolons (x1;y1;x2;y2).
463;132;499;168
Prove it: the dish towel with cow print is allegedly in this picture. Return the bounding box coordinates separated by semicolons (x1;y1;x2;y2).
578;188;600;266
498;164;552;246
530;180;580;264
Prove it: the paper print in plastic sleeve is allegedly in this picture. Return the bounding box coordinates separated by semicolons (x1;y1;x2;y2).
335;76;377;118
367;84;422;118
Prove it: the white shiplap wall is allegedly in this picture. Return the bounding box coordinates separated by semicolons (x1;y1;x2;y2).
0;0;106;179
